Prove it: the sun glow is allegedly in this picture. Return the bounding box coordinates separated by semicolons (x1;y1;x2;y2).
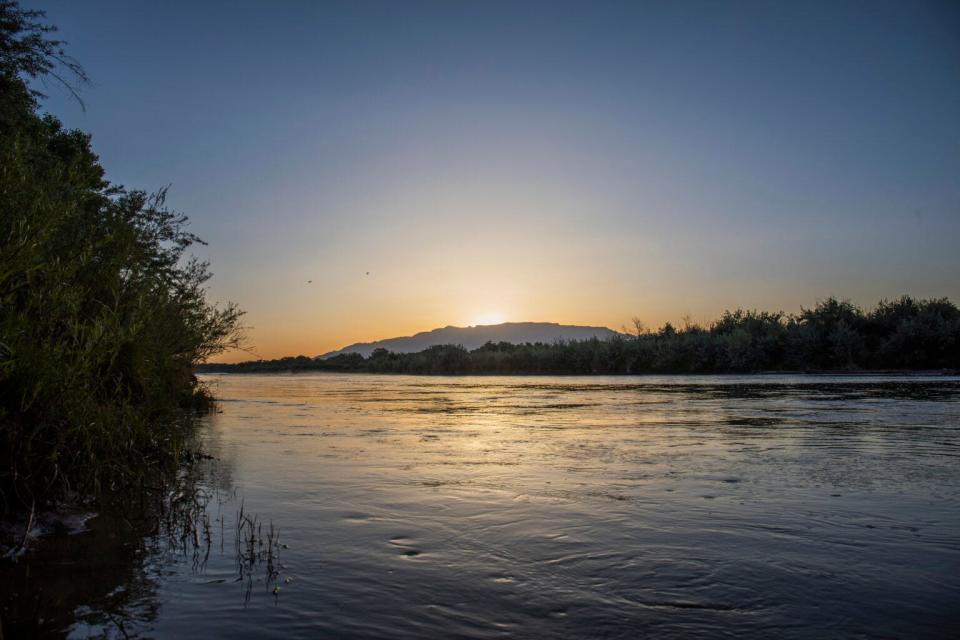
472;311;507;326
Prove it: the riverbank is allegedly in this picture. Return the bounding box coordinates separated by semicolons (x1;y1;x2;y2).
199;362;959;377
1;3;243;526
200;296;959;376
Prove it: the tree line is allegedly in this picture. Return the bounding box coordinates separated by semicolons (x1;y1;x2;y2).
205;296;959;376
0;2;243;519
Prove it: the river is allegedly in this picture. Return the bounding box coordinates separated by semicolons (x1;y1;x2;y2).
5;374;960;638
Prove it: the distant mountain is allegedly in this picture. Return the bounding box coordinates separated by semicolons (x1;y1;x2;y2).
318;322;624;359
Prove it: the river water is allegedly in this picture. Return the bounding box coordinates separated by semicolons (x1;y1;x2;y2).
6;374;960;638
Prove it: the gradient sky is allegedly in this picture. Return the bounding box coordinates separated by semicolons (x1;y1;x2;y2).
28;0;960;361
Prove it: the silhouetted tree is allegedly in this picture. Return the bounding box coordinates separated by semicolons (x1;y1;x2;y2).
208;297;959;377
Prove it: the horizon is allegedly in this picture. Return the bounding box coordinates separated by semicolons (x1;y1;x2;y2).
25;0;960;362
222;295;950;363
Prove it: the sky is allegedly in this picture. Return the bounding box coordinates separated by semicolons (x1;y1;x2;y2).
27;0;960;362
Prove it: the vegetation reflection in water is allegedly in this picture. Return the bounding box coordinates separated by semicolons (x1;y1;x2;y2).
0;425;287;639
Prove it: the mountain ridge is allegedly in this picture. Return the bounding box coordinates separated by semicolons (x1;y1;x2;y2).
318;322;624;359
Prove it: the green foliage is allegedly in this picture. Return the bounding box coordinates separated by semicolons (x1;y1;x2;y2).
0;0;87;102
211;296;960;377
0;3;242;516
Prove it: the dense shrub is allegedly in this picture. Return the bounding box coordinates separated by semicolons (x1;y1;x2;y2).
0;3;242;516
212;296;959;376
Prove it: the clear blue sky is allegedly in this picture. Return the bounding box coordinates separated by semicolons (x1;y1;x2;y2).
28;0;960;359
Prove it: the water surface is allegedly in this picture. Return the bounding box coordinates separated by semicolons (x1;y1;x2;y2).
16;374;960;638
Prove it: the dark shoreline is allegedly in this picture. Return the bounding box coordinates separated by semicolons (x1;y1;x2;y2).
198;366;959;377
202;297;960;377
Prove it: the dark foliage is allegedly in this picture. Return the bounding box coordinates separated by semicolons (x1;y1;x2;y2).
0;0;87;103
0;2;243;517
206;296;959;376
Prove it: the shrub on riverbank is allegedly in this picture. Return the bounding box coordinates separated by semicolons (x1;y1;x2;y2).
0;3;242;518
